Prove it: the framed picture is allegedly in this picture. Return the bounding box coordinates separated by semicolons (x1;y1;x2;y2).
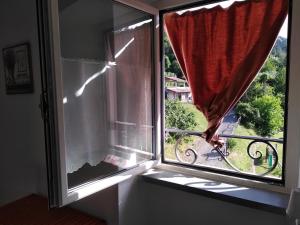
2;43;34;94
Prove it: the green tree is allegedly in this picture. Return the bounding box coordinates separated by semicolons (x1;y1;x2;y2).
227;139;237;150
252;95;284;136
165;100;197;141
164;33;176;62
171;60;183;78
273;67;286;96
164;55;171;72
260;57;276;75
236;95;284;136
241;81;274;103
235;103;259;129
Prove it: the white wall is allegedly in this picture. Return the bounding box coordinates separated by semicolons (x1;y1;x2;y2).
140;179;286;225
81;176;286;225
71;185;119;225
0;0;47;205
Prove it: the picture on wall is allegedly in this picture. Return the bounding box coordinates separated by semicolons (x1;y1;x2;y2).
2;43;33;94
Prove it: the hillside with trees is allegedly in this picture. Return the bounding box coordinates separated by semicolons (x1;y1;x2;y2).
235;36;287;137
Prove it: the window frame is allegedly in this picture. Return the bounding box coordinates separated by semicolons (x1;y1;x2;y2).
37;0;161;208
159;0;294;192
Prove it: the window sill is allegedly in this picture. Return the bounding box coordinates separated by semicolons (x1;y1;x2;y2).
63;160;158;205
142;168;289;215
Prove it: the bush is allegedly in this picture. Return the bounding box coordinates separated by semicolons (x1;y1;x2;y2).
164;55;171;71
252;95;283;136
165;100;197;142
236;95;283;137
227;139;237;150
235;103;259;129
171;60;183;78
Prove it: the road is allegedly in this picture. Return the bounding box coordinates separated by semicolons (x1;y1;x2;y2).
180;110;240;169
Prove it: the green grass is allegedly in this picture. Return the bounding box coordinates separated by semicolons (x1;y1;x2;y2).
164;141;176;160
165;103;207;161
227;125;283;178
226;125;257;172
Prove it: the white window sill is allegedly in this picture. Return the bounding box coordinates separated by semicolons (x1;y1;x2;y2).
142;168;289;215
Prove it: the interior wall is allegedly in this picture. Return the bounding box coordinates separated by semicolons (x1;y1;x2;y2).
85;176;288;225
0;0;47;205
71;185;119;225
118;177;148;225
140;179;287;225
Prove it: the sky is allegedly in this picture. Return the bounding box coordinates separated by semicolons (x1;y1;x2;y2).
279;17;288;38
177;0;288;38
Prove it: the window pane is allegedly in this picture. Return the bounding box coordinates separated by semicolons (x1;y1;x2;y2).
59;0;154;188
163;2;288;182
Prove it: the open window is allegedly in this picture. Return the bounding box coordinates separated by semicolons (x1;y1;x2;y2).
161;0;290;185
38;0;159;207
38;0;293;208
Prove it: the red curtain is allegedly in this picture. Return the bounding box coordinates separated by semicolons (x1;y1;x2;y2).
164;0;288;146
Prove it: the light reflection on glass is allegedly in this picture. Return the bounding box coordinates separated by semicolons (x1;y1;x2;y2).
58;0;154;188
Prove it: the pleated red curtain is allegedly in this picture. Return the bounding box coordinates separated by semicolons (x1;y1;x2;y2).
164;0;288;146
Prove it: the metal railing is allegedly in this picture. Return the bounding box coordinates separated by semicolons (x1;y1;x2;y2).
165;128;283;177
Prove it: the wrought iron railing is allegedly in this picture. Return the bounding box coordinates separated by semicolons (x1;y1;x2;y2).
165;128;283;177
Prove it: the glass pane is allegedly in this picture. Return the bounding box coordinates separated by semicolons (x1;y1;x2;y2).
58;0;154;188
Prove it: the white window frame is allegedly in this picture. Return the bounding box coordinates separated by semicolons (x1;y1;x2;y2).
42;0;161;207
156;0;300;194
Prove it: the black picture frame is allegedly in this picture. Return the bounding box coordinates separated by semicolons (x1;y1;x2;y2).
2;43;34;94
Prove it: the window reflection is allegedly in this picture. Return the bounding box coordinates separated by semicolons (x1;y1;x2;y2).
59;0;154;188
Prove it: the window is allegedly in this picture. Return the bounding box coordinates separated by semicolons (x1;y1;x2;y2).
39;0;294;208
38;0;159;207
162;0;290;185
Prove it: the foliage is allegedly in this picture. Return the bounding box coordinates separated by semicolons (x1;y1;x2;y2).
237;95;283;137
164;33;184;78
165;100;197;142
252;95;284;136
181;103;208;132
235;103;260;129
164;33;176;62
164;55;171;71
170;60;183;77
236;37;287;136
227;139;237;150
